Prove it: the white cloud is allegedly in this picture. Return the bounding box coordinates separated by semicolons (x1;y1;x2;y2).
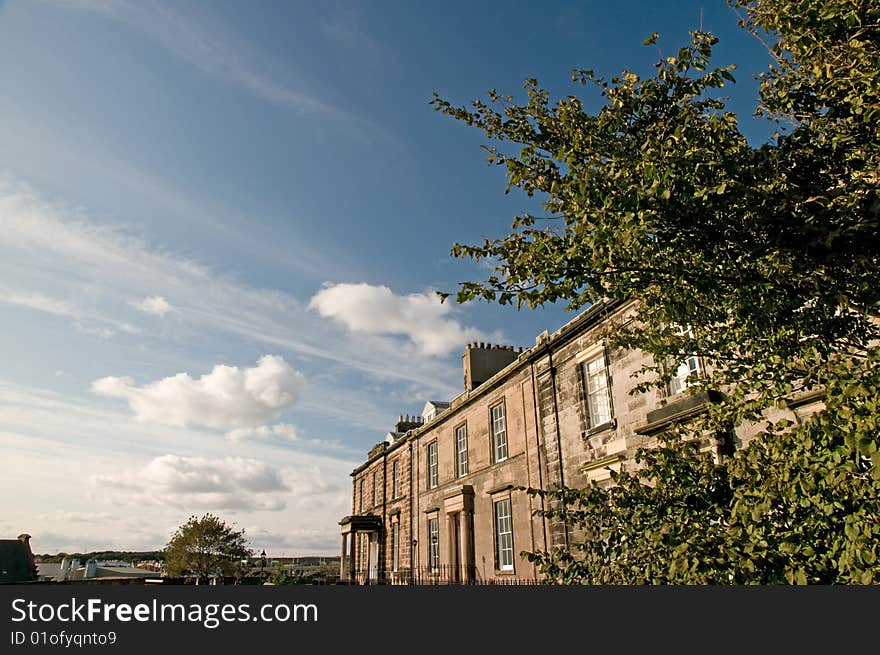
308;283;494;356
0;290;75;317
91;454;290;512
133;295;172;316
282;465;343;507
227;423;301;443
0;379;360;555
92;355;304;430
0;175;469;448
226;423;355;454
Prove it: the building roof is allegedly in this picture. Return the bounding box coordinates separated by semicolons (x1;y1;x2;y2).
351;301;629;476
88;567;154;579
35;562;63;581
36;562;155;582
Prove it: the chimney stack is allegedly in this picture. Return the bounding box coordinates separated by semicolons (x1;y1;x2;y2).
462;342;520;392
395;414;424;433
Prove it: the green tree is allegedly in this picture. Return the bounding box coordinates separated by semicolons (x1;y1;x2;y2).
527;356;880;585
163;514;252;582
267;562;296;585
526;434;735;584
432;0;880;583
726;350;880;584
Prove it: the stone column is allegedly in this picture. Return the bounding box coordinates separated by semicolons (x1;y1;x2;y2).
461;509;474;583
340;533;348;581
348;532;357;582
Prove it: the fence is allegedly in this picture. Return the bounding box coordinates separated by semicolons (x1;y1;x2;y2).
342;564;541;586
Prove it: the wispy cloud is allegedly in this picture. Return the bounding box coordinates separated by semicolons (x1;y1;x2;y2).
0;104;340;280
0;289;138;338
228;423;303;443
226;423;355;455
0;177;464;419
320;8;397;73
50;0;397;143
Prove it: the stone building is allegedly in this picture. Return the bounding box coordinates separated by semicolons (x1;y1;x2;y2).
0;534;37;584
338;300;822;584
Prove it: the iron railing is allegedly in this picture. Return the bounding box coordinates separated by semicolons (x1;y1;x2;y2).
341;564;540;586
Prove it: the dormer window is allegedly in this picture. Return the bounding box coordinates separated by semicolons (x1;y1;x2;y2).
421;400;450;424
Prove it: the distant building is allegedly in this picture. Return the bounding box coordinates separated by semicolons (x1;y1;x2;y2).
36;558;154;583
339;301;823;584
0;534;37;584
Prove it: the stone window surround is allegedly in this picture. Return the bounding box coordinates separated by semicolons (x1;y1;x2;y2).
390;459;400;499
426;510;440;573
454;421;468;478
427;440;438;489
581;453;625;487
488;485;515;574
489;398;508;464
576;342;617;436
390;515;400;573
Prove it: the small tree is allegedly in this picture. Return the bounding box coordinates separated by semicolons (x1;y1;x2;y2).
267;562;294;585
164;514;252;582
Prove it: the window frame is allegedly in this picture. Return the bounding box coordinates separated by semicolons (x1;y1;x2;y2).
581;350;614;429
490;401;508;463
391;459;399;499
391;521;400;572
668;326;701;396
358;478;365;513
427;440;438;489
493;496;514;572
427;516;439;573
455;422;468;477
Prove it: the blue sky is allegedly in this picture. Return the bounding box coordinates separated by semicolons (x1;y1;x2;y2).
0;0;773;556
